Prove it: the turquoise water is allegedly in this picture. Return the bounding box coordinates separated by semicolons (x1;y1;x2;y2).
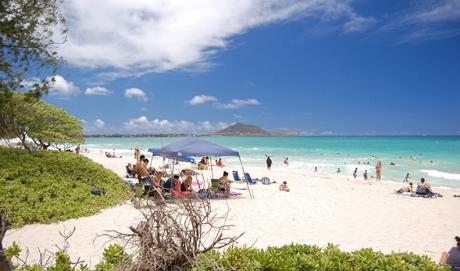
83;136;460;188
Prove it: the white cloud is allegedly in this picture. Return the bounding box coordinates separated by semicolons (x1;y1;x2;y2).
48;75;80;96
187;95;218;105
123;116;226;133
57;0;368;78
93;119;105;128
344;16;376;33
218;98;261;109
124;88;148;102
381;0;460;42
21;77;42;89
85;86;112;96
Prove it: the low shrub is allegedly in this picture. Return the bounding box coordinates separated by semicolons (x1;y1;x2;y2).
191;244;450;271
0;147;130;227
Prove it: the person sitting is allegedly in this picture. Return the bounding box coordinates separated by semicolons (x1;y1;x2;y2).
163;175;180;193
181;176;193;192
126;163;135;178
151;171;163;188
279;181;290;192
396;182;413;193
218;171;230;196
440;236;460;270
138;159;152;192
415;178;432;196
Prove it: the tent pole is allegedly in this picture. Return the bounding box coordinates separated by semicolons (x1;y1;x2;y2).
210;155;214;180
239;155;254;199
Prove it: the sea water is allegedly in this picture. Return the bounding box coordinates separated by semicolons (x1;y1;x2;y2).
83;136;460;188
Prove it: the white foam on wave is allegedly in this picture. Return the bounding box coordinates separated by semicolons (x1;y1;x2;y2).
421;170;460;181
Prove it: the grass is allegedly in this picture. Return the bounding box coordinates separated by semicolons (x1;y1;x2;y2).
0;146;130;228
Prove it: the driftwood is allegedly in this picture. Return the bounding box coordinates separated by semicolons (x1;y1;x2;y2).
100;196;243;270
0;210;12;271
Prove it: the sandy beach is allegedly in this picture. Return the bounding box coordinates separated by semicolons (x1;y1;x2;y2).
4;151;460;266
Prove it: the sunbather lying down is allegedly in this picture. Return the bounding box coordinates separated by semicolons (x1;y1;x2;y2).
105;151;122;158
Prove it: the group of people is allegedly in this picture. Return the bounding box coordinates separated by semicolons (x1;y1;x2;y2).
197;157;224;170
127;154;234;198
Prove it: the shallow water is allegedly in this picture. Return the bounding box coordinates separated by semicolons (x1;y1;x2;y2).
83;136;460;188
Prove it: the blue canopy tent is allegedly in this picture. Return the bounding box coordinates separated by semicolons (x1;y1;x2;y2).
148;147;195;163
158;138;254;199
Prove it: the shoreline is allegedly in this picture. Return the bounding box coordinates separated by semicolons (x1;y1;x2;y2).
4;152;460;267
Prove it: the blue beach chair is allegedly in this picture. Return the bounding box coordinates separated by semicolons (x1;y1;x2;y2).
244;173;257;184
232;171;243;182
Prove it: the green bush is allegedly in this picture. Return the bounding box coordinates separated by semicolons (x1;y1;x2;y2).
191;244;450;271
95;244;131;271
0;147;130;227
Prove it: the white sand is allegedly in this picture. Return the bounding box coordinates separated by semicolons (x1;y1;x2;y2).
5;152;460;266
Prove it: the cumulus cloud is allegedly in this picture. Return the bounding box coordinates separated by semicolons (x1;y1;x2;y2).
93;119;105;128
48;75;80;96
57;0;370;78
123;115;228;133
217;98;261;109
124;88;148;102
187;95;218;105
85;86;112;95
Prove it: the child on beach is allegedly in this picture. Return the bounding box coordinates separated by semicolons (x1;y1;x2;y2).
279;181;290;192
364;170;368;180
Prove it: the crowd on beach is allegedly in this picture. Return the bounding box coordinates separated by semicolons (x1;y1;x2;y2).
125;150;234;199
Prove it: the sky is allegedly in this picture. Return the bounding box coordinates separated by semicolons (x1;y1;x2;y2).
31;0;460;135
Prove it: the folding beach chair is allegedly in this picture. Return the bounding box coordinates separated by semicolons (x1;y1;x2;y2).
232;171;243;182
244;173;257;184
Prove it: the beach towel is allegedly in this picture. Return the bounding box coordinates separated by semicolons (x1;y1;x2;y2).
208;191;242;199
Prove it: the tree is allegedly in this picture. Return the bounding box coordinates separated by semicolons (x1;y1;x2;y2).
28;101;84;150
1;0;66;140
1;92;83;151
0;0;66;97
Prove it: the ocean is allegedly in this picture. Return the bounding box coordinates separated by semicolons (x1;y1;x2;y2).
83;136;460;188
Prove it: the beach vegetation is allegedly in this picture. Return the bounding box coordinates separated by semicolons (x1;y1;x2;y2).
0;147;130;228
0;93;83;151
191;244;449;271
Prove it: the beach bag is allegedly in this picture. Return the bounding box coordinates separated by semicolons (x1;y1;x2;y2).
91;188;105;195
261;177;271;185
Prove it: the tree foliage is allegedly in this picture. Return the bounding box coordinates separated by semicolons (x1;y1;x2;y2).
0;0;66;97
1;92;83;150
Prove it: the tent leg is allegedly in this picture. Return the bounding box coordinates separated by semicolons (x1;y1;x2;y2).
210;155;214;179
239;156;254;199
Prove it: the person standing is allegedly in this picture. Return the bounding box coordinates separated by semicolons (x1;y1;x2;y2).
403;173;410;183
364;170;368;180
266;156;272;170
375;160;382;181
353;168;358;179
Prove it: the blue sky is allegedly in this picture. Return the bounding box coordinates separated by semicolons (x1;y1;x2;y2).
35;0;460;135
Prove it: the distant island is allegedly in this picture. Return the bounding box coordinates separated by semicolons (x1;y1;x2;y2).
214;122;298;136
85;123;298;137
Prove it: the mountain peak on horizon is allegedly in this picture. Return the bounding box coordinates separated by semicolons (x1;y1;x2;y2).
215;122;270;136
